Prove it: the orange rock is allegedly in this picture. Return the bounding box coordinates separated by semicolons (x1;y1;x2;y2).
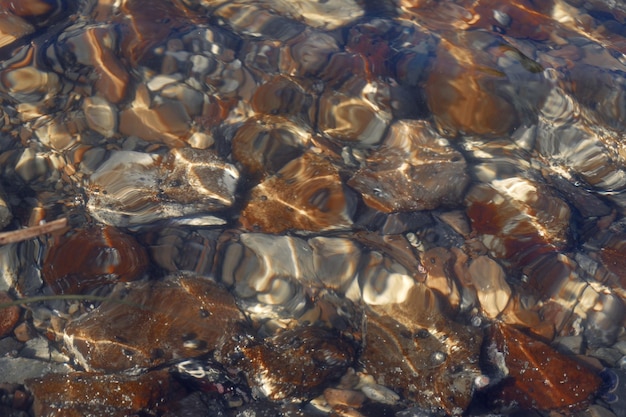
487;322;602;413
119;85;190;147
426;35;519;137
116;0;199;64
1;0;56;18
240;152;354;233
0;291;20;338
465;180;570;267
42;226;148;294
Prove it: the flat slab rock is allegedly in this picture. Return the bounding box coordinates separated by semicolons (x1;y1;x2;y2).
63;274;248;372
25;370;177;417
0;357;70;385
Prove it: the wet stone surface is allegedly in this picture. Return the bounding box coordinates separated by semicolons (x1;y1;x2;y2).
0;0;625;416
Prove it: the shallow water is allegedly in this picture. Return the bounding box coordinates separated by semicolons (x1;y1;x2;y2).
0;1;626;416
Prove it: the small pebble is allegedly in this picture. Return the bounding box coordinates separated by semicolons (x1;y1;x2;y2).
0;292;20;338
579;404;618;417
0;337;24;357
324;388;366;408
12;390;28;410
13;322;36;343
20;337;50;361
338;368;360;389
612;340;626;356
555;335;584;355
590;348;623;367
49;315;66;339
359;383;399;405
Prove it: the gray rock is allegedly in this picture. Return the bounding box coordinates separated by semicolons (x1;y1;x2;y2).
577;405;618;417
20;337;50;361
0;337;23;357
612;340;626;356
554;335;584;355
0;357;70;384
590;347;623;367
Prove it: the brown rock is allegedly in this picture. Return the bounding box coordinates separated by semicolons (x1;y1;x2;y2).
26;370;177;417
0;291;20;338
42;226;148;294
349;120;469;213
251;76;316;125
13;322;36;343
63;275;247;372
64;26;130;104
360;284;483;415
318;77;392;147
486;322;602;413
1;0;57;18
467;256;511;319
426;31;546;137
119;85;190;147
324;388;365;408
240;152;354;233
465;179;571;267
0;13;33;49
420;247;461;311
11;389;28;410
237;326;356;402
232;115;311;180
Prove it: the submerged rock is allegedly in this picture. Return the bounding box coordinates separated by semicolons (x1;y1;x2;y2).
63;275;247;372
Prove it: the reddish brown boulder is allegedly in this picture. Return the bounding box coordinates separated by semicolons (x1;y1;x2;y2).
486;322;602;413
63;275;247;372
42;226;148;294
26;370;178;417
0;291;20;338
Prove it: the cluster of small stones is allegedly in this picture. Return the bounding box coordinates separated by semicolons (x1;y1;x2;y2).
0;0;626;416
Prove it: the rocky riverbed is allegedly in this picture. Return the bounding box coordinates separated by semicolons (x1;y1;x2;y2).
0;0;626;416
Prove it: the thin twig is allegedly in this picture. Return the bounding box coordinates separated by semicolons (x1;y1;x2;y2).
0;218;68;246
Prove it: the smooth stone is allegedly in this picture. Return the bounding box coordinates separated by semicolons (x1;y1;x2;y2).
579;405;618;417
554;335;584;355
0;337;23;357
0;357;70;384
83;95;117;138
613;340;626;356
20;337;50;361
589;347;623;367
0;192;11;230
13;322;37;343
